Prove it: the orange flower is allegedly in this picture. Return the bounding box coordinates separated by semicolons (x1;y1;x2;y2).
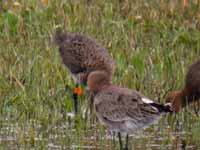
73;87;83;96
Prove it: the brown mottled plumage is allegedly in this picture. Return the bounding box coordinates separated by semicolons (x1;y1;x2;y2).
54;29;115;114
87;71;171;150
54;30;115;85
167;60;200;112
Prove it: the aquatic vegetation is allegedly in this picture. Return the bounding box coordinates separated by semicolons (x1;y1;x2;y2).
0;0;200;149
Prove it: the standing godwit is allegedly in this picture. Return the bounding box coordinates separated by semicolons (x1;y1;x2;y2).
54;30;115;114
167;60;200;112
87;70;172;150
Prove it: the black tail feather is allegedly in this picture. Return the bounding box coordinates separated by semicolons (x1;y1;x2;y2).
150;103;172;113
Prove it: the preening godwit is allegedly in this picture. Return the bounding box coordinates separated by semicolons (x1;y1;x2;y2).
87;70;172;150
167;60;200;112
54;30;115;114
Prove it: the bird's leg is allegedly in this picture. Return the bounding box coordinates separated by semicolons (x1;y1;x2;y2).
73;84;79;114
118;132;123;150
112;131;116;149
125;134;129;150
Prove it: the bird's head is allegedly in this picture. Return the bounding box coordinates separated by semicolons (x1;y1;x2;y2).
166;90;183;112
87;71;110;92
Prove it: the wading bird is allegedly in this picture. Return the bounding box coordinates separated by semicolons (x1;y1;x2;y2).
167;60;200;112
87;70;172;150
54;30;115;114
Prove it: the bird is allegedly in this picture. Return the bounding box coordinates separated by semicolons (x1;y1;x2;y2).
166;60;200;112
86;70;172;150
54;29;115;114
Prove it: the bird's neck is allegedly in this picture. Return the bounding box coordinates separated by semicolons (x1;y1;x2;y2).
100;84;110;91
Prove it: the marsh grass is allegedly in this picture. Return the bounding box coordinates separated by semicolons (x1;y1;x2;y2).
0;0;200;149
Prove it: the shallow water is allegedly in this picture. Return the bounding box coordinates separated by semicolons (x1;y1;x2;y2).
0;115;199;150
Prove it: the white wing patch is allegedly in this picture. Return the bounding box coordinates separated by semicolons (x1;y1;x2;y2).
142;97;153;104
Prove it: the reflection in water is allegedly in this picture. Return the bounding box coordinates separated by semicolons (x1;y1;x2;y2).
0;116;198;150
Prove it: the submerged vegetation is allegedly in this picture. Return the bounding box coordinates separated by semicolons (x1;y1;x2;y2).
0;0;200;149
